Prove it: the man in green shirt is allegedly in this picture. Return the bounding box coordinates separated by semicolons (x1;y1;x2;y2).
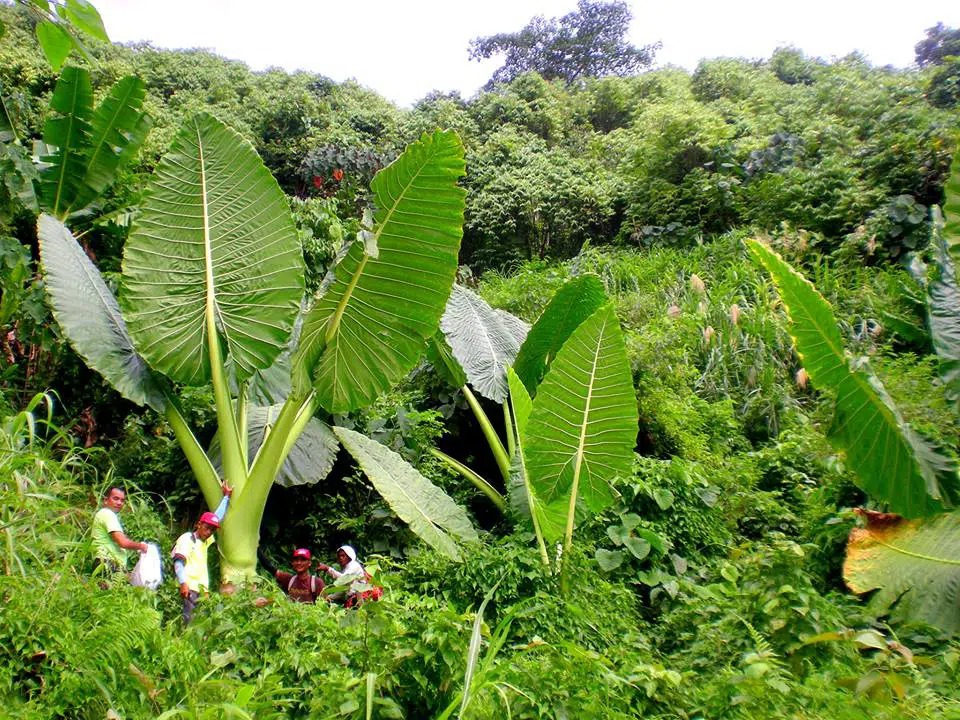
92;487;148;576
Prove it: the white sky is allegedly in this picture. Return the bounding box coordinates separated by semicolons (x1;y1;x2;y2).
93;1;960;107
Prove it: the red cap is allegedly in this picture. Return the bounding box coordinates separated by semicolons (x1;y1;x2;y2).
292;548;311;560
199;511;220;529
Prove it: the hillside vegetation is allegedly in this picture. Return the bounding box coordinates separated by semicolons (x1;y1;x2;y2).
2;4;960;718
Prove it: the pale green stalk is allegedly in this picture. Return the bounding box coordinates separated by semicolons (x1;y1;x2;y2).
164;400;221;509
429;447;506;511
199;133;246;495
503;402;515;458
463;386;510;481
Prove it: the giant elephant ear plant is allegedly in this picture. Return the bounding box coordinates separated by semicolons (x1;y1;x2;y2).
430;274;638;580
39;110;478;583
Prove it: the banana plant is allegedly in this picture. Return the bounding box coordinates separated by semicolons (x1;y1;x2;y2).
39;112;478;583
37;66;151;219
748;239;959;517
430;275;638;578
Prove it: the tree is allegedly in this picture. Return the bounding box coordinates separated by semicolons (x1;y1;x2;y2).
915;22;960;67
468;0;659;89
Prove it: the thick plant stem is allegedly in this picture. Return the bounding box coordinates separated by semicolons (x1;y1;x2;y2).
164;399;221;509
463;386;511;482
199;136;246;493
430;447;506;511
215;393;317;585
218;520;258;587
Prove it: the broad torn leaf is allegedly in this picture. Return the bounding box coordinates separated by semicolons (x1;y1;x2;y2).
68;74;151;215
844;510;960;635
440;284;528;403
749;239;959;518
208;404;338;487
37;214;166;411
524;304;638;542
334;426;478;561
928;208;960;413
513;274;607;396
39;66;93;215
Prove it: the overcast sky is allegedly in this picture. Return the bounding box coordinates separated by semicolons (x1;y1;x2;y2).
93;1;960;107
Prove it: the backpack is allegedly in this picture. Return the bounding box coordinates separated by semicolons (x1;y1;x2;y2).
288;574;319;597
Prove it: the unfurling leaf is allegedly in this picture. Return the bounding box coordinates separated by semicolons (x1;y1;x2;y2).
513;274;607;395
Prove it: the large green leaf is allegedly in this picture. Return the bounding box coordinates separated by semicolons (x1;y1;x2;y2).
749;239;959;518
35;21;73;72
524;303;638;542
37;214;166;411
68;75;151;214
293;130;465;412
844;510;960;634
513;274;608;396
209;404;338;488
62;0;109;42
121;112;304;386
334;426;478;561
944;147;960;263
39;66;93;216
928;209;960;413
439;284;528;402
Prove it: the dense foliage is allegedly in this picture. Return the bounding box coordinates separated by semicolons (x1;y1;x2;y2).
3;4;960;718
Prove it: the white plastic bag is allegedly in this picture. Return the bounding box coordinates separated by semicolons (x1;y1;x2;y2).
130;542;162;590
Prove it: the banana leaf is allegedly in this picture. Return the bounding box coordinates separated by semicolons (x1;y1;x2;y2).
68;75;151;214
844;510;960;634
748;239;959;518
39;66;93;216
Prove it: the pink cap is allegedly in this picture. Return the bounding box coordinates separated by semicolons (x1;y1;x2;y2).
199;511;220;528
292;548;311;560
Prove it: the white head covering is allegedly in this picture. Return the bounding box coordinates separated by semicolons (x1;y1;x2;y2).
338;545;357;562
